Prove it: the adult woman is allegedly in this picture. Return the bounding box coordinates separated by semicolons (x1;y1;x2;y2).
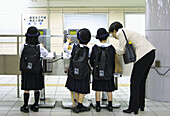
109;21;156;114
20;26;48;113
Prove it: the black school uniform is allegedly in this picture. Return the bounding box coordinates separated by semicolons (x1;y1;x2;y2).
90;43;116;92
21;44;48;90
65;44;90;94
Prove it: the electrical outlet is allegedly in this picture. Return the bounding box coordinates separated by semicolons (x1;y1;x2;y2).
155;60;160;67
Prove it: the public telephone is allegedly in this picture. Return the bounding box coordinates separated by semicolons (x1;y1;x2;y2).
38;29;51;52
38;29;53;73
63;29;79;44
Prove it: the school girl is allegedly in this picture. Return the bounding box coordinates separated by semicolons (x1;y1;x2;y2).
90;28;117;112
64;28;91;113
20;26;48;113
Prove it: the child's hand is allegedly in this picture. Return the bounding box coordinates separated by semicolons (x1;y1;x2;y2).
40;43;45;48
67;37;72;44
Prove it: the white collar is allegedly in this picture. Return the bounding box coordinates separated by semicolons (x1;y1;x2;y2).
96;42;111;47
75;43;87;47
80;44;87;47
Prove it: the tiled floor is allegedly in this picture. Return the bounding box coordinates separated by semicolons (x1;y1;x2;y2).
0;75;170;116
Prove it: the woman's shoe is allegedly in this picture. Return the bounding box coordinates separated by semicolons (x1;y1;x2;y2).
140;107;144;111
96;106;101;112
106;105;113;112
20;106;29;113
123;109;138;114
134;111;138;114
30;104;39;112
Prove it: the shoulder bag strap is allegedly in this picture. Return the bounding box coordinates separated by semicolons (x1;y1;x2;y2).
122;29;129;44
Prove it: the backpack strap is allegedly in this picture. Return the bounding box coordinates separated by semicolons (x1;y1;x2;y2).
74;44;80;56
96;45;108;62
101;49;106;62
71;44;80;60
32;45;39;55
21;44;27;57
35;45;40;57
96;45;101;52
105;47;111;64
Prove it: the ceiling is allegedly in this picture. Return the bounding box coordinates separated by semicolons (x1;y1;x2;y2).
27;0;145;8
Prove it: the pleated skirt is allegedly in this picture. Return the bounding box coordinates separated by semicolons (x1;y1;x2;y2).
92;76;115;92
21;69;44;90
65;73;90;94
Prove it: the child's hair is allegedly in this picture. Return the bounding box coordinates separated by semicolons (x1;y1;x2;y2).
25;26;40;45
77;28;91;44
109;21;123;32
96;28;109;41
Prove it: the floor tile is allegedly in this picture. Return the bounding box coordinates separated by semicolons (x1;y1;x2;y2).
28;112;50;116
51;112;71;116
72;111;93;116
93;111;114;116
149;106;169;111
154;111;170;116
6;111;28;116
0;111;9;116
0;75;170;116
114;112;134;116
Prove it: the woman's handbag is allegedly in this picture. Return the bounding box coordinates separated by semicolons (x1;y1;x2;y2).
122;30;136;64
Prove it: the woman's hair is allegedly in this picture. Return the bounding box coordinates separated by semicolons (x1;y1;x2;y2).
96;28;109;41
77;28;91;44
109;21;123;32
25;26;40;45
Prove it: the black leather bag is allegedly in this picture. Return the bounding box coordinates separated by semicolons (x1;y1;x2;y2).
122;30;136;64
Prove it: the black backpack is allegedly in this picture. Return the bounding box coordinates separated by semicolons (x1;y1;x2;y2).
68;44;90;80
93;46;113;80
20;44;41;73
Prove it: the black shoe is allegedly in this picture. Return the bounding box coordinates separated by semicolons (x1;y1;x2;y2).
96;106;101;112
20;106;29;113
80;105;91;112
140;107;144;111
106;105;113;112
30;104;39;112
71;107;79;113
123;109;138;114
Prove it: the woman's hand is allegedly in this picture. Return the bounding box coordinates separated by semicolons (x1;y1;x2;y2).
115;54;122;73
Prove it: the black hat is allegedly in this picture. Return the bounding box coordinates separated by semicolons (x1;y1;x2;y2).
96;28;109;41
77;28;91;44
25;26;40;37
